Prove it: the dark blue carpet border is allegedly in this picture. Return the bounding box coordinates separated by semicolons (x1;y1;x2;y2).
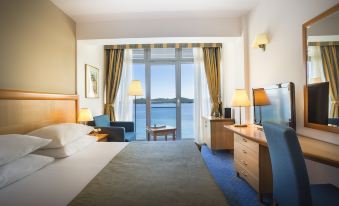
201;145;267;206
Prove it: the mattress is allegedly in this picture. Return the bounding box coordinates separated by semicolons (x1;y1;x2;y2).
0;142;129;206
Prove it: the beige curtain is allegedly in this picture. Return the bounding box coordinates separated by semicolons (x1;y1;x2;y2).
202;47;221;116
104;49;125;121
321;45;339;118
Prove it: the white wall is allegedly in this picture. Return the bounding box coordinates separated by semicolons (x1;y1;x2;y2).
247;0;339;186
247;0;339;144
76;17;241;39
77;42;105;116
77;37;245;121
0;0;76;94
221;38;247;123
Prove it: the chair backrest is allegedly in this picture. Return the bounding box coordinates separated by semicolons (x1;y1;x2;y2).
94;115;111;127
262;122;312;206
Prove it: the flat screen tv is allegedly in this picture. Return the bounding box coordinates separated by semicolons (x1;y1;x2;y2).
253;82;296;130
307;82;329;125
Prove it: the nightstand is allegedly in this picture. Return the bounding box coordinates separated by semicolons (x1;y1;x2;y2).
91;133;109;142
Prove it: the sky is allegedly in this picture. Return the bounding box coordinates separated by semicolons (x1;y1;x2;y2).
133;63;194;99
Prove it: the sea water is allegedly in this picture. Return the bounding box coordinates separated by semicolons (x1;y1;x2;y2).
135;103;194;140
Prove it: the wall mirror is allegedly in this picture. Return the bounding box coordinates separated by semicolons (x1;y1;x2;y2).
303;4;339;134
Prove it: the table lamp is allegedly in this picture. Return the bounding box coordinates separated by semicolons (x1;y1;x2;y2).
128;80;144;132
231;89;251;127
78;108;93;125
253;88;271;125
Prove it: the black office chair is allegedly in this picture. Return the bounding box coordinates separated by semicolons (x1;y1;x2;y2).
262;122;339;206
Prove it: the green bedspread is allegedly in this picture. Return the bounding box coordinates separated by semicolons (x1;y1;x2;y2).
69;140;228;206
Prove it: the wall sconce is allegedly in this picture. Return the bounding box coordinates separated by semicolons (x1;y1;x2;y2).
252;33;269;51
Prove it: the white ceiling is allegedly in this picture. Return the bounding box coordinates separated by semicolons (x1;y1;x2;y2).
51;0;259;23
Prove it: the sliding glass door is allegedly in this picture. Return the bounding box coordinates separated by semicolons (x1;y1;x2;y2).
132;48;194;140
132;63;146;140
150;64;176;130
181;63;195;139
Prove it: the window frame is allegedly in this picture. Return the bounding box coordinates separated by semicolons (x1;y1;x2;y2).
132;48;194;139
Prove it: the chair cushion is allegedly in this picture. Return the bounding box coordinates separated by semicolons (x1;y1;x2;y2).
94;115;110;127
311;184;339;206
124;132;136;142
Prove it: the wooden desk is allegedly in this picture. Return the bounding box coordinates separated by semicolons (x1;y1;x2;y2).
146;126;176;141
224;124;339;201
225;124;339;167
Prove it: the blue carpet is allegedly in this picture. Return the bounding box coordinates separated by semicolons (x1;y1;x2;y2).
201;145;266;206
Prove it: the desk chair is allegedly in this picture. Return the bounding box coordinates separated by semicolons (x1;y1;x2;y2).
262;122;339;206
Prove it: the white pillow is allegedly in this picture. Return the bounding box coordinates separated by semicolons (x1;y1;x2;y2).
0;154;54;189
34;135;97;158
0;134;51;167
27;123;94;149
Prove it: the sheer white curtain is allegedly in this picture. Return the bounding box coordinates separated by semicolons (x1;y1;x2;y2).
308;46;325;83
114;49;133;121
193;48;211;143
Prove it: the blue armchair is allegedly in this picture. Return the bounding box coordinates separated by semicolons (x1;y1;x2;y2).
88;115;136;142
328;118;339;126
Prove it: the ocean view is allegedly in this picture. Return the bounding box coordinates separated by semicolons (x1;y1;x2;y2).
135;103;194;140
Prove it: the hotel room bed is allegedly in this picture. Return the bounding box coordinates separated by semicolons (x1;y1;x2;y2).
0;142;128;206
0;141;228;206
0;90;228;206
70;140;228;206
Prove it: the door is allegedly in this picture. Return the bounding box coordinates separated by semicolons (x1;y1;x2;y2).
132;48;194;140
149;64;178;139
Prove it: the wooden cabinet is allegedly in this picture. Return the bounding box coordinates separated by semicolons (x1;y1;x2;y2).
234;133;272;200
202;116;235;151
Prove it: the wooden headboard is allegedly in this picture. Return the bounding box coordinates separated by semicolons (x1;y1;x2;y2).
0;89;78;134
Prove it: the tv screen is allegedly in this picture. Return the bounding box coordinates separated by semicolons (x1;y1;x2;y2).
307;82;329;125
253;82;296;130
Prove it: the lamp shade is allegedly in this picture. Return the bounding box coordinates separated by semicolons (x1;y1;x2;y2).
252;33;269;48
128;80;144;96
231;89;251;107
78;108;93;122
253;88;271;106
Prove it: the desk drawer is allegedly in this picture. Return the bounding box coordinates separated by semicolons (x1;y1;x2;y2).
234;134;259;154
234;142;259;176
235;161;259;192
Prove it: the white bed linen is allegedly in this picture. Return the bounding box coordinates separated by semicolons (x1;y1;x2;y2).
33;135;97;158
0;142;128;206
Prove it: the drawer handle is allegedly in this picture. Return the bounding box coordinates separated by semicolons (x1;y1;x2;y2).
241;170;247;177
242;138;247;142
242;149;247;154
241;160;248;166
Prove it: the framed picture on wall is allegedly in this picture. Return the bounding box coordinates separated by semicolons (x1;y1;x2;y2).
85;64;99;98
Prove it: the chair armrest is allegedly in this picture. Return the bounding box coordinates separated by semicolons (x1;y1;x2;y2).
111;121;134;132
97;127;125;142
87;121;95;127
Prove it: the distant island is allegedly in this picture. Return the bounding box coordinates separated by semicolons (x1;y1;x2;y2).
135;97;193;104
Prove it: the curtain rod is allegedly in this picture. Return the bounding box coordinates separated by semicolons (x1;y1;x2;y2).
104;43;222;50
308;41;339;46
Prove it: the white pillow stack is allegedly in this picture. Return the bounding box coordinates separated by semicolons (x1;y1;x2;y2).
29;123;96;158
0;134;54;189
